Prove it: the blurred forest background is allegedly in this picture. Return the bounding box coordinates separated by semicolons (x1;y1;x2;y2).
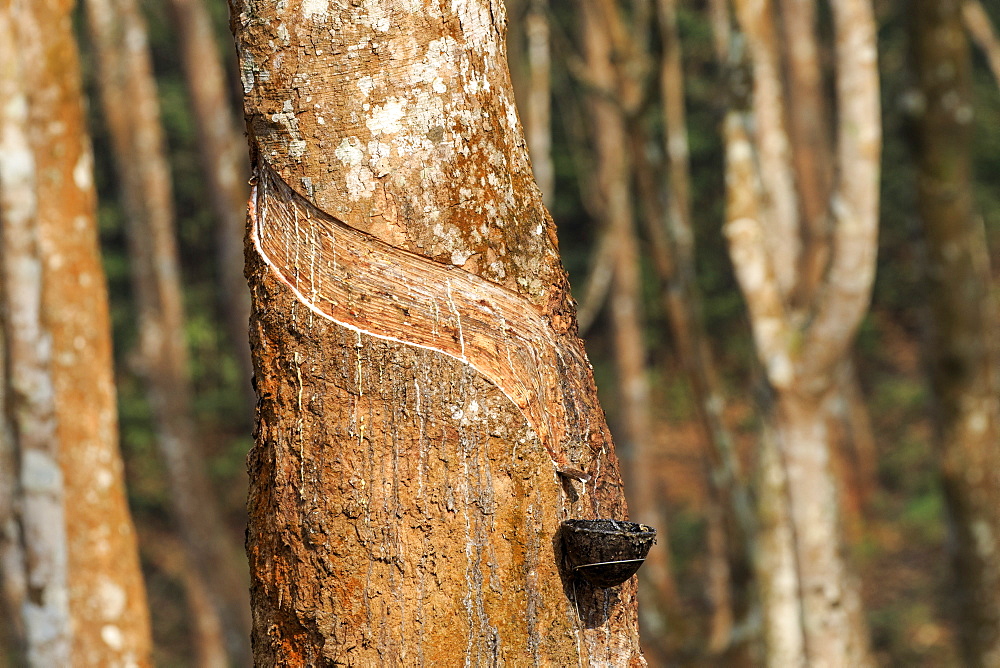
2;0;1000;665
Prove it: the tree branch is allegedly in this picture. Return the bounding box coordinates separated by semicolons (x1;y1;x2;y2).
722;114;795;390
732;0;801;298
800;0;881;384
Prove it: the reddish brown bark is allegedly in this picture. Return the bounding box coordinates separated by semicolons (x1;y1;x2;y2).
230;0;643;664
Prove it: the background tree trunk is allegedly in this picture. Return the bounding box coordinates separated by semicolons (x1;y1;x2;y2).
524;0;554;204
0;321;24;661
776;0;832;302
725;0;881;663
911;0;1000;663
579;0;674;607
142;528;228;668
21;0;154;664
651;0;755;652
774;0;877;537
508;0;555;205
229;0;643;664
84;0;251;662
577;3;683;659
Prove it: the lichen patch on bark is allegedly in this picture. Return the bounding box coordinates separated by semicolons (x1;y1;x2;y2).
234;0;563;303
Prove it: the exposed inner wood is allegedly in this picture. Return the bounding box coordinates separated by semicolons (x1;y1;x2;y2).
250;162;599;484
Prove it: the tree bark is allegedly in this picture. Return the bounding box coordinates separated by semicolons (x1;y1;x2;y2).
229;0;643;664
83;0;251;661
912;1;1000;663
0;6;71;663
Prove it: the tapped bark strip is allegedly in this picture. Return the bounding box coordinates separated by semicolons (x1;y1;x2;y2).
251;162;596;483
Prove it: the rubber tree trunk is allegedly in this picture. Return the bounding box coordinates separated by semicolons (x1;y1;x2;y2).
911;1;1000;663
774;0;877;532
228;0;644;664
83;0;251;662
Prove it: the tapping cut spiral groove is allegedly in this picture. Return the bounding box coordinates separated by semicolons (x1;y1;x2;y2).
249;162;598;482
